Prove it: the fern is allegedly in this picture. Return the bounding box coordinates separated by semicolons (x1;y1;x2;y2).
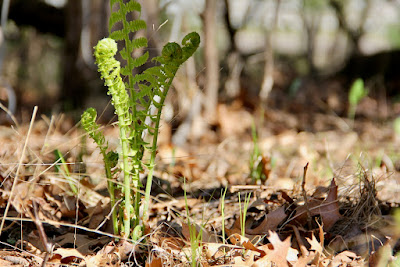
108;3;150;234
82;0;200;240
81;107;119;234
141;32;200;221
109;0;148;87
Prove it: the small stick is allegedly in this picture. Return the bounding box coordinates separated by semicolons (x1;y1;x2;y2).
0;106;37;235
292;225;308;256
96;199;123;231
302;162;312;229
32;201;51;267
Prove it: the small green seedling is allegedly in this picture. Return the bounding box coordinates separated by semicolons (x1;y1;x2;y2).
220;187;228;244
348;78;367;123
249;123;267;183
238;192;252;238
184;187;203;267
394;117;400;137
81;0;200;240
54;149;78;195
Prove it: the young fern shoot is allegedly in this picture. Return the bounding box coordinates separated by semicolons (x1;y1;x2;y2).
81;0;200;240
81;108;119;235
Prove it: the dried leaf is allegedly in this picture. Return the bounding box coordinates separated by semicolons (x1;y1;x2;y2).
305;234;323;255
160;237;186;252
368;241;393;267
182;221;219;243
85;254;113;267
243;240;266;258
146;255;162;267
291;198;323;226
332;250;359;264
225;218;242;238
181;221;195;242
50;248;84;264
319;179;341;231
229;233;246;246
55;233;110;255
257;231;291;267
246;206;287;235
292;252;316;267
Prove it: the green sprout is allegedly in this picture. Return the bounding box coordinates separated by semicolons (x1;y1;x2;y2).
348;78;367;123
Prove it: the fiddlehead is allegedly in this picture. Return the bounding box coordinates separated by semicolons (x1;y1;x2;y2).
81;107;119;234
94;38;137;238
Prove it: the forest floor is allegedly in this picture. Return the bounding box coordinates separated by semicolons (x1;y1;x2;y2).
0;91;400;266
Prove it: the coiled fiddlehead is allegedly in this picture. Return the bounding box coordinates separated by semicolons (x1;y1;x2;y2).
81;107;119;234
94;38;138;238
139;32;200;221
94;39;131;129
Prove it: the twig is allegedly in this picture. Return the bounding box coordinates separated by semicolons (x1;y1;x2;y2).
292;225;308;256
0;106;38;235
96;199;123;231
0;241;44;264
0;216;134;241
31;201;51;267
0;101;18;127
302;162;312;229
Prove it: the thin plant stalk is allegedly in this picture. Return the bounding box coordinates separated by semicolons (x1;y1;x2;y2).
143;80;173;222
238;192;252;237
81;109;118;234
183;182;201;267
103;154;118;235
221;187;228;245
54;149;78;195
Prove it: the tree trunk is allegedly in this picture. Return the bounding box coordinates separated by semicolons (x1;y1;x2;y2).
60;0;83;111
260;0;280;101
203;0;219;124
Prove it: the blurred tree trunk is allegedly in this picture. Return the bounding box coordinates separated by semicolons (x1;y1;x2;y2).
60;0;84;111
203;0;219;124
223;0;244;99
260;0;280;101
328;0;371;56
300;0;320;75
61;0;109;113
5;0;65;37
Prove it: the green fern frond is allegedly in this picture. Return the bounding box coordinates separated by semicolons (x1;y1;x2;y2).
109;0;148;94
81;107;120;235
131;52;149;68
181;32;201;61
81;108;107;151
139;32;201;148
109;1;142;34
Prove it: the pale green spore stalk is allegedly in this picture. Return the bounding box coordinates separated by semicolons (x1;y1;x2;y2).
94;38;137;239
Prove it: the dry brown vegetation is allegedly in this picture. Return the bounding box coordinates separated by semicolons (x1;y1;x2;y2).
0;98;399;266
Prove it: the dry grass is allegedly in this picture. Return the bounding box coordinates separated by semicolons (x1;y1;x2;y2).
0;105;399;265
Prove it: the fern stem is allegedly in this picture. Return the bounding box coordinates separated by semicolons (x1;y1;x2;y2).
143;81;172;222
103;155;118;235
94;38;135;238
117;126;131;238
81;108;119;235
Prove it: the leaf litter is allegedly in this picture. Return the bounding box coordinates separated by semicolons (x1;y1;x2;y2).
0;103;399;266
